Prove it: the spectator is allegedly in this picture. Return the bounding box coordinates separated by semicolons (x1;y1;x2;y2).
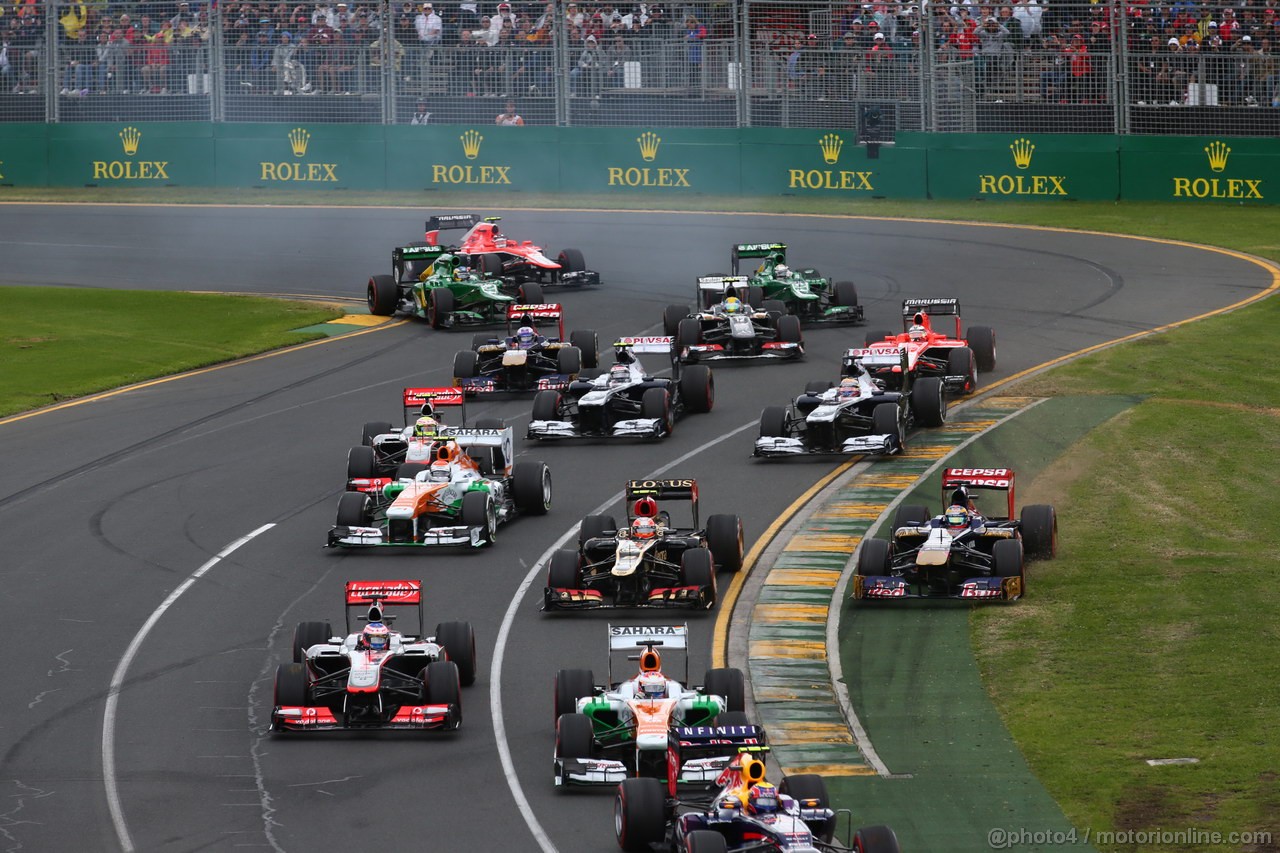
466;16;502;95
495;98;523;123
1155;36;1189;104
410;97;431;122
272;29;308;93
571;32;601;96
864;30;894;96
976;15;1011;95
602;32;634;88
140;27;174;93
366;27;406;86
1065;32;1093;102
0;31;12;92
1012;0;1043;47
681;14;705;88
414;2;440;92
96;28;126;94
61;27;93;95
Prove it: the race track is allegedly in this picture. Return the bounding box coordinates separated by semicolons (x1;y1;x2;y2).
0;205;1268;852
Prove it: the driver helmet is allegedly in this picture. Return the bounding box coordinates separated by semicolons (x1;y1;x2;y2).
454;265;472;281
747;783;779;816
908;323;928;341
413;416;440;438
636;672;667;700
774;264;790;278
608;364;631;387
717;795;743;819
836;377;861;400
944;504;970;529
631;517;658;540
723;296;745;315
514;325;537;348
361;621;390;651
428;461;452;482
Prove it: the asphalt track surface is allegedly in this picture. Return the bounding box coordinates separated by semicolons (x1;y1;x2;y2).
0;205;1271;853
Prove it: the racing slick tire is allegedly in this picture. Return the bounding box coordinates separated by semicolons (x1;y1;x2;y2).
703;667;745;713
478;253;504;276
745;285;766;309
678;364;714;414
291;621;332;664
555;712;595;764
428;287;454;329
471;332;494;351
855;538;892;576
705;514;744;573
762;298;787;317
758;406;788;439
833;280;860;307
777;314;803;344
853;825;903;853
910;377;947;428
556;346;582;376
461;490;497;546
966;325;997;373
871;402;905;451
664;304;691;337
993;538;1025;582
615;777;667;853
864;329;892;348
677;317;703;348
512;461;553;515
274;663;309;707
554;667;595;721
547;550;582;597
434;621;478;687
715;710;750;727
947;346;978;394
361;421;393;446
421;660;462;727
453;350;479;380
893;505;930;530
531;390;561;422
570;329;600;368
336;492;371;527
578;515;617;546
642;387;675;434
805;380;834;394
395;462;431;480
779;775;834;843
1020;505;1058;559
680;547;717;609
517;282;545;304
685;831;729;853
557;248;587;274
347;446;378;480
367;274;398;316
475;417;505;430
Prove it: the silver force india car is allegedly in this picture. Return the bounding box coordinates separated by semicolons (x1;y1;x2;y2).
544;479;743;611
614;748;900;853
754;351;946;458
271;580;476;733
528;340;713;440
852;468;1058;602
660;293;804;364
553;624;763;789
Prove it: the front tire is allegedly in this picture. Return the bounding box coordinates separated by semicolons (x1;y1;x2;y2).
758;406;788;439
779;774;833;843
864;329;892;348
615;777;667;853
680;547;717;609
421;660;462;726
833;280;859;307
685;831;729;853
557;248;586;274
569;329;599;368
556;346;582;376
855;538;892;576
336;492;370;527
428;287;454;329
664;304;691;337
346;445;377;480
947;346;978;394
870;402;904;451
677;317;703;348
776;314;803;344
678;365;714;414
641;387;674;434
274;663;309;707
854;825;903;853
517;282;544;304
531;389;561;422
555;712;595;762
460;490;496;546
453;350;479;380
910;376;946;428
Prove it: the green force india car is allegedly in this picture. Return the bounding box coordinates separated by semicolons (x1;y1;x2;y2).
682;242;864;331
367;244;548;329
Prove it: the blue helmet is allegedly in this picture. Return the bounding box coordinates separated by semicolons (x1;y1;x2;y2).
515;326;537;347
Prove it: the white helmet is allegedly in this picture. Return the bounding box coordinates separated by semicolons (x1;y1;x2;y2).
636;672;667;700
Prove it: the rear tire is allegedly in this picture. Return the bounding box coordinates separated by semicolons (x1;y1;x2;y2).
475;417;504;430
367;274;398;315
274;663;309;706
421;660;462;726
512;461;552;515
779;775;833;843
453;350;479;380
864;329;892;348
517;282;544;304
471;332;494;351
615;777;667;853
678;364;714;414
460;490;495;546
361;421;392;446
910;376;947;428
855;538;892;576
556;346;582;376
893;505;930;530
804;379;834;394
705;514;744;573
664;304;691;337
395;462;430;480
428;287;454;329
745;285;766;308
966;325;997;372
776;314;802;344
434;621;477;686
680;547;716;609
854;825;903;853
1020;504;1057;559
702;667;745;712
554;667;595;720
641;387;674;434
477;253;504;276
758;406;788;438
578;515;616;545
346;445;377;480
833;280;859;307
569;329;599;368
947;346;978;394
336;492;370;527
291;621;332;663
761;298;786;317
531;390;561;421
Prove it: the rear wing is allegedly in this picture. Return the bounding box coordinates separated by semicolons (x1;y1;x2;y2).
403;386;467;425
607;623;689;685
395;244;448;263
731;242;787;274
507;303;565;338
696;275;748;308
902;297;963;337
615;336;674;355
625;478;698;502
439;426;514;475
343;579;425;637
941;467;1015;520
425;213;478;233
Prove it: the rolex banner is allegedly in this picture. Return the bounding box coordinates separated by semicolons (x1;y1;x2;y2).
1120;137;1273;203
917;133;1119;202
0;124;49;186
738;127;926;198
213;123;385;190
386;125;560;192
558;128;741;194
47;122;215;187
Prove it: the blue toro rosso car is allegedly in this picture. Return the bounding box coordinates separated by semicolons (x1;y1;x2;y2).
453;303;599;395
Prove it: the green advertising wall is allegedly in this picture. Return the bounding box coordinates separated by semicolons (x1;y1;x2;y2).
0;123;1274;203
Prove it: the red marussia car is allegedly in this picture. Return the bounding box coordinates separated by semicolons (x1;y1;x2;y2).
421;213;600;287
842;297;996;395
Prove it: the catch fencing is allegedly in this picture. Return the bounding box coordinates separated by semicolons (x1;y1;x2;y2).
2;0;1277;135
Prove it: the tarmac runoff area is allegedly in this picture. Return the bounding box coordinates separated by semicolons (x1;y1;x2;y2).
726;394;1143;852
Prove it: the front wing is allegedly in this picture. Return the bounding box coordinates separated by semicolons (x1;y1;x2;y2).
681;342;803;363
753;434;897;457
542;583;711;611
459;372;574;395
271;702;459;732
528;417;667;440
851;574;1023;601
327;524;489;548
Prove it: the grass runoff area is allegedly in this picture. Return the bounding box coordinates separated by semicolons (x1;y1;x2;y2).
3;188;1278;848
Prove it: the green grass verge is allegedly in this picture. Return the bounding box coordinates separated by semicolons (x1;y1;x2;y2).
0;287;341;417
975;298;1280;848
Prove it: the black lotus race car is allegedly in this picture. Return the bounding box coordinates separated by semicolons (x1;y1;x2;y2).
754;350;945;458
527;339;713;440
270;580;475;733
543;478;744;611
852;467;1058;602
454;303;599;395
